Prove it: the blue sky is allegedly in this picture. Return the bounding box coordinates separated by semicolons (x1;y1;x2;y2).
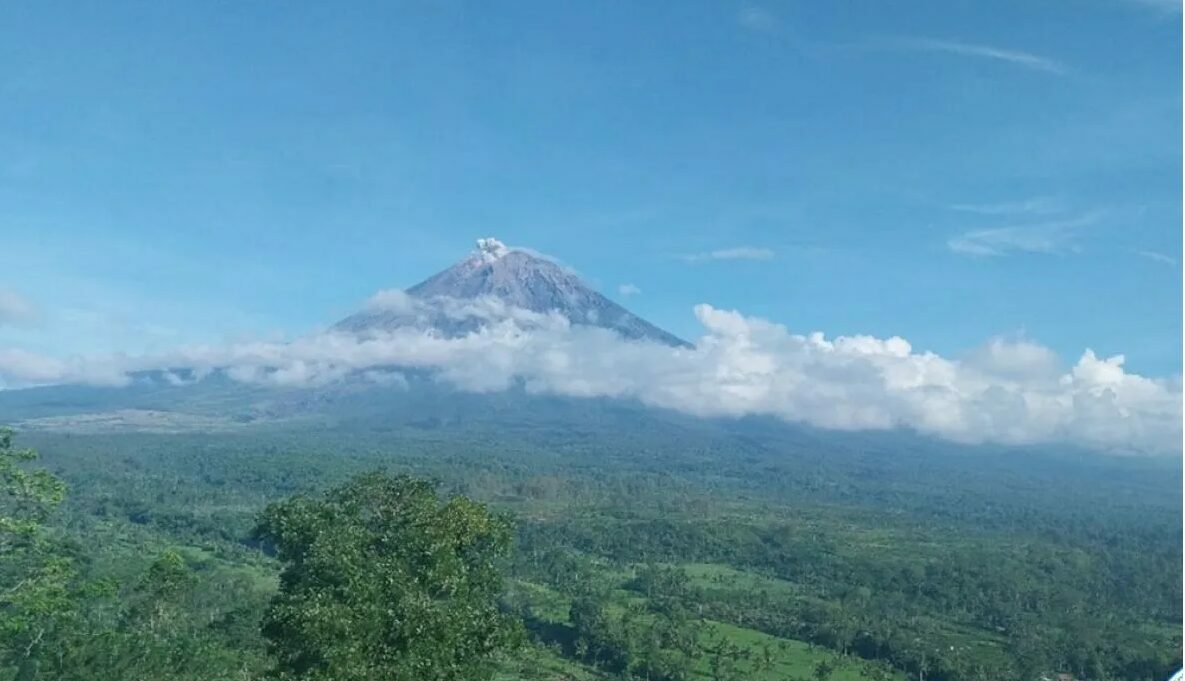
1;0;1180;375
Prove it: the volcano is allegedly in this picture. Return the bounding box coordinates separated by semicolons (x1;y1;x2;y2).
334;238;691;347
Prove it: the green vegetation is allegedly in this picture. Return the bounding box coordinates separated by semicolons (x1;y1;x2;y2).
254;473;521;680
0;418;1180;681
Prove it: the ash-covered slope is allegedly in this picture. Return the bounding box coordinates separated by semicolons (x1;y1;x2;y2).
335;238;691;347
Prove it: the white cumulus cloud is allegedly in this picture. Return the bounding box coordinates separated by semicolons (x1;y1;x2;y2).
0;348;130;387
366;288;418;313
0;298;1179;454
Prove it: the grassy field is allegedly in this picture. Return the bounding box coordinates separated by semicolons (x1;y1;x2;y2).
694;620;895;681
506;576;905;681
681;562;802;597
495;644;612;681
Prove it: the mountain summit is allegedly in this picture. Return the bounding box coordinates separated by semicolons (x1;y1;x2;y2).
335;238;691;347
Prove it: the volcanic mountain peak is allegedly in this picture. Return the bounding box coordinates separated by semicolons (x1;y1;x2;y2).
335;238;691;347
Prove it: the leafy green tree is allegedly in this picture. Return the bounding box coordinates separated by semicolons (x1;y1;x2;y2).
0;426;78;680
0;428;264;681
757;641;774;673
94;550;240;681
569;593;628;671
253;472;522;681
812;658;835;681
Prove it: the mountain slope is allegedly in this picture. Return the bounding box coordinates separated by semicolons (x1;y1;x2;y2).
334;238;691;347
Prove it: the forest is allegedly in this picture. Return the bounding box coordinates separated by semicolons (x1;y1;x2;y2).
0;412;1180;681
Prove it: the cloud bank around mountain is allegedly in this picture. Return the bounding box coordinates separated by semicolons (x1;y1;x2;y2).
0;298;1179;454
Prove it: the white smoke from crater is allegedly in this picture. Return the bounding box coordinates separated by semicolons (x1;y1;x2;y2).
475;237;510;262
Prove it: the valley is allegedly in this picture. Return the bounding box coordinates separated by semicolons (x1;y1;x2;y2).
8;403;1179;680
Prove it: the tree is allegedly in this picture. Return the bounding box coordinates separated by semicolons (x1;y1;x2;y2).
253;472;522;681
0;427;267;681
757;641;774;673
0;426;77;680
569;592;634;673
813;658;836;681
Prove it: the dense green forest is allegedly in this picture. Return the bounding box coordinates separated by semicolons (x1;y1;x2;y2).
1;414;1180;681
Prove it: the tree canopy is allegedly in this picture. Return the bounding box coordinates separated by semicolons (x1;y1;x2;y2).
253;472;522;681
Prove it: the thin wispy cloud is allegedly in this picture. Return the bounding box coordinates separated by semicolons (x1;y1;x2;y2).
949;197;1066;216
617;283;642;297
734;4;825;59
0;290;36;326
880;37;1067;75
1125;0;1181;14
678;247;776;263
1135;250;1178;266
737;5;777;32
947;215;1098;257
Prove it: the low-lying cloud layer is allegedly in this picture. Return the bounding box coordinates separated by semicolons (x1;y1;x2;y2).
0;298;1179;453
